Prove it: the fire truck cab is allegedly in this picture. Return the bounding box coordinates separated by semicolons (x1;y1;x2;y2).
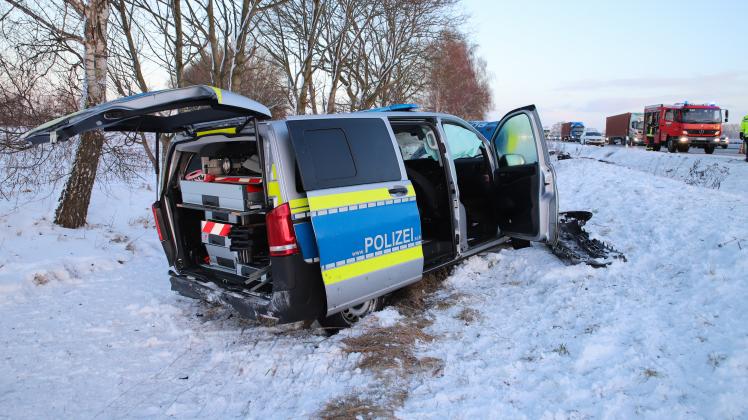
643;103;727;154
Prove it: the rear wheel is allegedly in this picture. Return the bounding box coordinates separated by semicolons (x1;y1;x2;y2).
704;145;715;154
511;238;531;249
318;297;381;333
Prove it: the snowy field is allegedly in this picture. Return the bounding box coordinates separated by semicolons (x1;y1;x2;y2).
1;144;747;418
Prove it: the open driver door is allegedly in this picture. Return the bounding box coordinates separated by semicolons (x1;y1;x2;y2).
490;105;558;244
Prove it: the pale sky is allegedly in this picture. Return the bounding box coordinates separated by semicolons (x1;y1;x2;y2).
462;0;748;130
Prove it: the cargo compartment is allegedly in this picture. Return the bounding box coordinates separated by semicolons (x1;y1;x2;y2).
170;135;272;290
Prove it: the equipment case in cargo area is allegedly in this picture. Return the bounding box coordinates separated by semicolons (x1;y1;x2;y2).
180;177;264;212
200;219;269;280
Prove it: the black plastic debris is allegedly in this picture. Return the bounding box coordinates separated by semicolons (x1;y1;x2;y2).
550;211;626;268
557;151;572;160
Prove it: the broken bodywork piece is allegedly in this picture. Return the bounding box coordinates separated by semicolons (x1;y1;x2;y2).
551;211;626;267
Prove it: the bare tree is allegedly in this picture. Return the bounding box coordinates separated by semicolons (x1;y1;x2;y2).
2;0;111;228
425;30;491;120
339;0;458;111
258;0;325;114
183;50;289;118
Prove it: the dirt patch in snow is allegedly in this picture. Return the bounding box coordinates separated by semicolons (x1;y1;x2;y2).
319;269;453;418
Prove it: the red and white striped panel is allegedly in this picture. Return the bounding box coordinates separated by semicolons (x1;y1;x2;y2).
201;220;232;237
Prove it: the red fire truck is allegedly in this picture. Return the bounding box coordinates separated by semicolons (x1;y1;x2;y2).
643;103;728;154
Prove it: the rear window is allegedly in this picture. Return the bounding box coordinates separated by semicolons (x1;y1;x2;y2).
287;118;402;190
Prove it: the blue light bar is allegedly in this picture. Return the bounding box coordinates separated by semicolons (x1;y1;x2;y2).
362;103;420;112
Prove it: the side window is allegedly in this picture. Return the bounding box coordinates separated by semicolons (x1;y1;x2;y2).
493;113;538;166
442;123;483;159
303;129;357;181
288;118;402;190
665;110;674;121
393;125;440;161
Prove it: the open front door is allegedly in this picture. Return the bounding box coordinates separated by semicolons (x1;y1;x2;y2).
490;105;558;243
287;116;423;315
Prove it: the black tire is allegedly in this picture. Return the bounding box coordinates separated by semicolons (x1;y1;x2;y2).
511;238;531;249
667;137;676;153
678;143;689;153
704;145;715;154
318;297;381;333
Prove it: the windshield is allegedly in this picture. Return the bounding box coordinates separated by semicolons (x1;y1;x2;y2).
586;132;601;136
681;108;721;124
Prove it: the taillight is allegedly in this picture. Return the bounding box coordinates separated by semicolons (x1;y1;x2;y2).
266;203;298;256
151;202;165;242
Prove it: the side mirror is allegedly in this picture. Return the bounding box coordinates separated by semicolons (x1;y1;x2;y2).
499;154;526;168
724;109;729;123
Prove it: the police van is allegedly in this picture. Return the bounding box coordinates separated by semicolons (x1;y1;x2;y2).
23;85;558;329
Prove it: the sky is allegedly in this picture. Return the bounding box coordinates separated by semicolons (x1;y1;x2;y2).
462;0;748;131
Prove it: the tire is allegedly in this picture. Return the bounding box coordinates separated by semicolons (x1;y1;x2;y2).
318;297;381;333
678;143;689;153
667;137;676;153
704;145;715;154
511;238;531;249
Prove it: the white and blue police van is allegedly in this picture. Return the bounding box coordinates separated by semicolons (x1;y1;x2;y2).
23;85;559;329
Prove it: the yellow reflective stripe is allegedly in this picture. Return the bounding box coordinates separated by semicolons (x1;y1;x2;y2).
267;163;284;205
210;86;223;104
196;127;237;137
309;185;415;212
289;197;309;214
267;181;283;205
289;197;309;209
322;245;423;286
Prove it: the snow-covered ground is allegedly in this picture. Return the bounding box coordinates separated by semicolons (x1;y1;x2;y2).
1;144;747;418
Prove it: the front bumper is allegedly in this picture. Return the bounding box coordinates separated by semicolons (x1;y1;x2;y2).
170;253;325;324
680;136;721;146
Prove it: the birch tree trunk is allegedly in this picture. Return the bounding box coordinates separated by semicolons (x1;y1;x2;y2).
54;0;110;229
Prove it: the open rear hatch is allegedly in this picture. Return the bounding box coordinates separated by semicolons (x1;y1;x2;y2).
21;85;271;144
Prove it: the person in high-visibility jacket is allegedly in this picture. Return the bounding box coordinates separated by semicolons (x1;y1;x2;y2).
741;114;748;160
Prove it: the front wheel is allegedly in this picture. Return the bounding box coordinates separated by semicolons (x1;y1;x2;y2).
511;238;532;249
318;297;381;332
667;138;676;153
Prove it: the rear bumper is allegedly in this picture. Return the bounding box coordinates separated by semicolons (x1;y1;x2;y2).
170;253;325;324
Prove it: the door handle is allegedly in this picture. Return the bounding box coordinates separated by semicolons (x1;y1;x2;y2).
388;186;408;197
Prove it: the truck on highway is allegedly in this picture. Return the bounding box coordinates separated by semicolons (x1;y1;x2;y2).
561;122;584;142
605;112;643;146
643;102;728;154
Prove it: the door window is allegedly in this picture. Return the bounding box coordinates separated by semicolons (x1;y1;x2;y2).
493;113;538;166
394;126;440;161
665;110;674;121
442;123;483;159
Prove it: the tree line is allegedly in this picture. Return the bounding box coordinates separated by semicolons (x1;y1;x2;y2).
0;0;491;228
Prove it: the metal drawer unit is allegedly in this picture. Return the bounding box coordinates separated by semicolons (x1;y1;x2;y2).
180;179;264;212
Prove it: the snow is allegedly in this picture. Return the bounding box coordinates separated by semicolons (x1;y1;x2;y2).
1;144;747;418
